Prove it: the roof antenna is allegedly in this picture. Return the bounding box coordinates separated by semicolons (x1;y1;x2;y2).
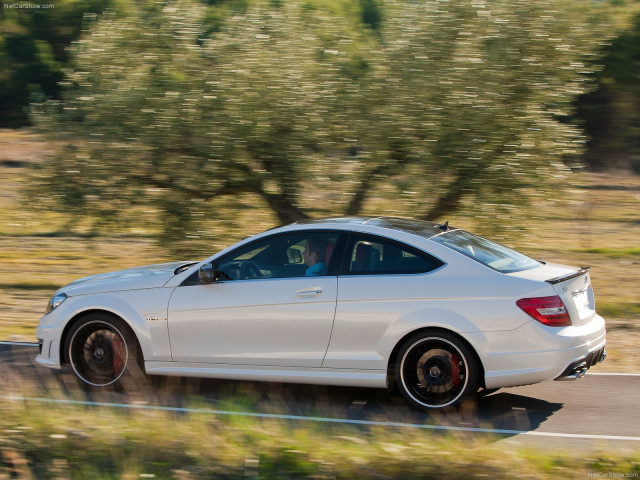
438;221;449;231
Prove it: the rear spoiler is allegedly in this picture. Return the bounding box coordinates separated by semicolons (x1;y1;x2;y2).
546;266;590;285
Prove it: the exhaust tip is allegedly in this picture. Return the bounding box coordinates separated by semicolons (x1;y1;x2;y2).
555;362;588;381
555;346;605;381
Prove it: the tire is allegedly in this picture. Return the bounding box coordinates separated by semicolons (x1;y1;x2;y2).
395;330;479;411
64;312;144;389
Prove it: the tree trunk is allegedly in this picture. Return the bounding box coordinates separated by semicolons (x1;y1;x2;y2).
422;180;467;222
260;192;310;225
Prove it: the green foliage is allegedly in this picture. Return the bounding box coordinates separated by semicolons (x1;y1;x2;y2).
359;0;383;30
30;0;611;250
329;0;613;225
30;0;370;251
0;0;118;127
578;11;640;172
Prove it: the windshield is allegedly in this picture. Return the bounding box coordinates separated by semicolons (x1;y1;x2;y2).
431;230;540;273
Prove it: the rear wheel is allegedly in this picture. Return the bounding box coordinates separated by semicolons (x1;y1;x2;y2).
395;331;479;411
65;313;142;388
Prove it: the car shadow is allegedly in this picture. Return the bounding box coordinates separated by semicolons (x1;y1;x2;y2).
475;391;564;433
117;375;564;441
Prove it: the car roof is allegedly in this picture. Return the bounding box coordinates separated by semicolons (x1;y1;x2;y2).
292;216;449;239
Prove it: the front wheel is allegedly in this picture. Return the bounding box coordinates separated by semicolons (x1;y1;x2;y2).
65;313;141;388
395;331;479;411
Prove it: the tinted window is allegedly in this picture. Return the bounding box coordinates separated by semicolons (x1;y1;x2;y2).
216;231;341;281
345;236;444;275
431;230;540;273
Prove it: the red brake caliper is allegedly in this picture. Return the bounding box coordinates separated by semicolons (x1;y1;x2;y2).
112;334;125;376
451;353;461;387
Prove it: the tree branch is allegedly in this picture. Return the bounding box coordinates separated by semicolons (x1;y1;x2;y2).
344;162;389;216
258;191;310;224
129;174;259;200
344;143;412;216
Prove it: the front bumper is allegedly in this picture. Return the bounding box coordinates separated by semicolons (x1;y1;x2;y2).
35;313;66;370
36;334;62;370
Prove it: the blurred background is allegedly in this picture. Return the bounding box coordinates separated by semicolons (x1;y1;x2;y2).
1;0;638;356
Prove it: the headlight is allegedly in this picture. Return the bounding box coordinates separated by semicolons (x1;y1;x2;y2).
46;292;68;314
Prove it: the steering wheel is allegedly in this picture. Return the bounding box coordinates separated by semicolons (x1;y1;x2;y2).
241;261;280;279
241;261;263;279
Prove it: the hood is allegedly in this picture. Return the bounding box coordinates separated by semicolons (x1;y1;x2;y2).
59;261;195;296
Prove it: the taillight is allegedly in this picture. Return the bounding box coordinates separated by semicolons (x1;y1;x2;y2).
516;296;571;327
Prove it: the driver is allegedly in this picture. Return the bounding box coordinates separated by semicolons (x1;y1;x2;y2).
303;239;326;276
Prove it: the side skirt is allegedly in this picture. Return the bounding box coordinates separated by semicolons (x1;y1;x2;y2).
144;362;387;388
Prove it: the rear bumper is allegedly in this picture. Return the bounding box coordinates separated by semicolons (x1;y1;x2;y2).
469;313;606;390
555;344;606;381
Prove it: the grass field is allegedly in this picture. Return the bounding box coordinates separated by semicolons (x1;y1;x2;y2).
2;394;639;479
1;129;639;372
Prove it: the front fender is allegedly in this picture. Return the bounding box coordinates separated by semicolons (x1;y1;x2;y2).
60;289;174;364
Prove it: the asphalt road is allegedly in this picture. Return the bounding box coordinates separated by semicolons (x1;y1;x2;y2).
1;342;638;453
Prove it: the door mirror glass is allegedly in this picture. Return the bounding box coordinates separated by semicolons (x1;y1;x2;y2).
199;263;215;283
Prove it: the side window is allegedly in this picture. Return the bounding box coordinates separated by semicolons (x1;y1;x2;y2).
216;231;341;281
346;236;444;275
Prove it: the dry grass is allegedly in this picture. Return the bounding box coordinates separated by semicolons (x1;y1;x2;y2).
1;129;638;372
1;390;639;479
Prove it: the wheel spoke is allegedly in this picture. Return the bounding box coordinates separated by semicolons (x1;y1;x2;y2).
400;337;469;408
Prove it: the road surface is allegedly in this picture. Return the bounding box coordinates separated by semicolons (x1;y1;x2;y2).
1;342;638;453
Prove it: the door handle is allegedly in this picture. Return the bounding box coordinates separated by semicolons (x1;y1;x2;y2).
295;288;324;298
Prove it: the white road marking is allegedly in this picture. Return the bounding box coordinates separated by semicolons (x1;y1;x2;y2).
2;394;640;442
0;341;39;346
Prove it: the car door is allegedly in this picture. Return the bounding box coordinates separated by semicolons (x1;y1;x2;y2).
324;234;445;370
167;231;344;367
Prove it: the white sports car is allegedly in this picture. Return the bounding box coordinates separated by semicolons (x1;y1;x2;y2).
36;217;606;410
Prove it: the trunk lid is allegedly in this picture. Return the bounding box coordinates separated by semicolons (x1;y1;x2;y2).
546;266;595;327
509;263;596;327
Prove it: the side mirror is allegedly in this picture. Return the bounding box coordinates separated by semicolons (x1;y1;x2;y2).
199;263;215;284
287;247;303;264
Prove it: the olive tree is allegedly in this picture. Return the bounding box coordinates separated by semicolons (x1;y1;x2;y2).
30;0;609;250
341;0;609;222
31;1;361;246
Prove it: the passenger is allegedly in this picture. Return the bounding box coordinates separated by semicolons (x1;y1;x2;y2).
303;239;326;276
